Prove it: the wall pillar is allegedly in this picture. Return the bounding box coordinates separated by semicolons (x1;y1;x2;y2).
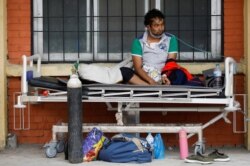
0;0;7;150
244;0;250;150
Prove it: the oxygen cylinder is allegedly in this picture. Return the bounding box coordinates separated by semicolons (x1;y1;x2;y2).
179;129;188;159
67;74;83;163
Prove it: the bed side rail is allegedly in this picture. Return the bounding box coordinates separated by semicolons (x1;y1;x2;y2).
21;54;41;95
224;57;237;97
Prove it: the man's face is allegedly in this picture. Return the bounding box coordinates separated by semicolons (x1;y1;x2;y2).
147;18;165;38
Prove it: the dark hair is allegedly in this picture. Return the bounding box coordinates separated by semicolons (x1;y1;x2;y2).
144;8;165;26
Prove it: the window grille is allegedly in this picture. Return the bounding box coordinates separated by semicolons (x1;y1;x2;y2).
32;0;223;63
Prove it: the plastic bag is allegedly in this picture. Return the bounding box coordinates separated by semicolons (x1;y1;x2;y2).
154;133;165;159
82;127;106;162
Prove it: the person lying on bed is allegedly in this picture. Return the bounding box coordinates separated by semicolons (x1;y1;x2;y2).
123;8;202;86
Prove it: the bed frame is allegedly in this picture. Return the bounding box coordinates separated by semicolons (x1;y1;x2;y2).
13;54;246;158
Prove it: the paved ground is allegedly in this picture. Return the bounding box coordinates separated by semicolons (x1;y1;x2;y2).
0;144;250;166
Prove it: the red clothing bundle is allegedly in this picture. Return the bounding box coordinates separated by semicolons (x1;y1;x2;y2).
161;59;193;81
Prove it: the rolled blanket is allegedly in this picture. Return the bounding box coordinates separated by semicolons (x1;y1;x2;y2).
161;59;193;81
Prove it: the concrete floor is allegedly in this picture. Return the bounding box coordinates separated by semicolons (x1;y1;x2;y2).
1;144;250;166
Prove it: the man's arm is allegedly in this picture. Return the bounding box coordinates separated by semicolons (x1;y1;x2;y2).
168;52;177;60
168;35;178;60
132;56;157;85
163;35;178;85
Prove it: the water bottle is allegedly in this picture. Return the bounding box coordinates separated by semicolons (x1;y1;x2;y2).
213;64;222;88
146;133;154;158
179;129;188;159
154;133;165;159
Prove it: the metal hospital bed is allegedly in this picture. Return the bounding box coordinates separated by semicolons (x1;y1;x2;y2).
13;54;246;158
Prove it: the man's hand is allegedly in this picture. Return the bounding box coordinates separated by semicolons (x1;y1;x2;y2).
161;74;171;85
148;79;158;85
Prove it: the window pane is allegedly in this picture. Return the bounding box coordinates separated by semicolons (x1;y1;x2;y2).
49;18;63;31
43;18;48;31
43;32;48;54
99;0;108;16
64;18;78;31
43;0;48;17
165;17;178;31
98;32;107;53
108;0;121;16
79;32;92;53
64;32;78;53
194;31;209;51
48;32;64;61
194;0;209;15
123;17;136;31
136;17;145;32
164;0;178;16
123;32;136;53
98;17;107;31
64;0;78;17
79;0;87;16
48;0;63;17
123;0;136;16
179;17;193;31
79;17;88;31
194;17;209;30
108;32;122;54
109;17;121;31
180;0;193;16
194;31;209;60
179;31;194;53
167;30;178;38
49;32;63;53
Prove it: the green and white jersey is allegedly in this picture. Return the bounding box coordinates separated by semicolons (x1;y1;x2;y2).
131;31;178;71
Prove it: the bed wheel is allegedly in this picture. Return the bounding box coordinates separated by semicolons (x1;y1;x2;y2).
194;143;205;155
45;146;57;158
45;141;58;158
56;140;65;153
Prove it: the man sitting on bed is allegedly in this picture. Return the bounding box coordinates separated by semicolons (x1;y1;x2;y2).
121;8;178;85
122;8;202;86
78;9;201;86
